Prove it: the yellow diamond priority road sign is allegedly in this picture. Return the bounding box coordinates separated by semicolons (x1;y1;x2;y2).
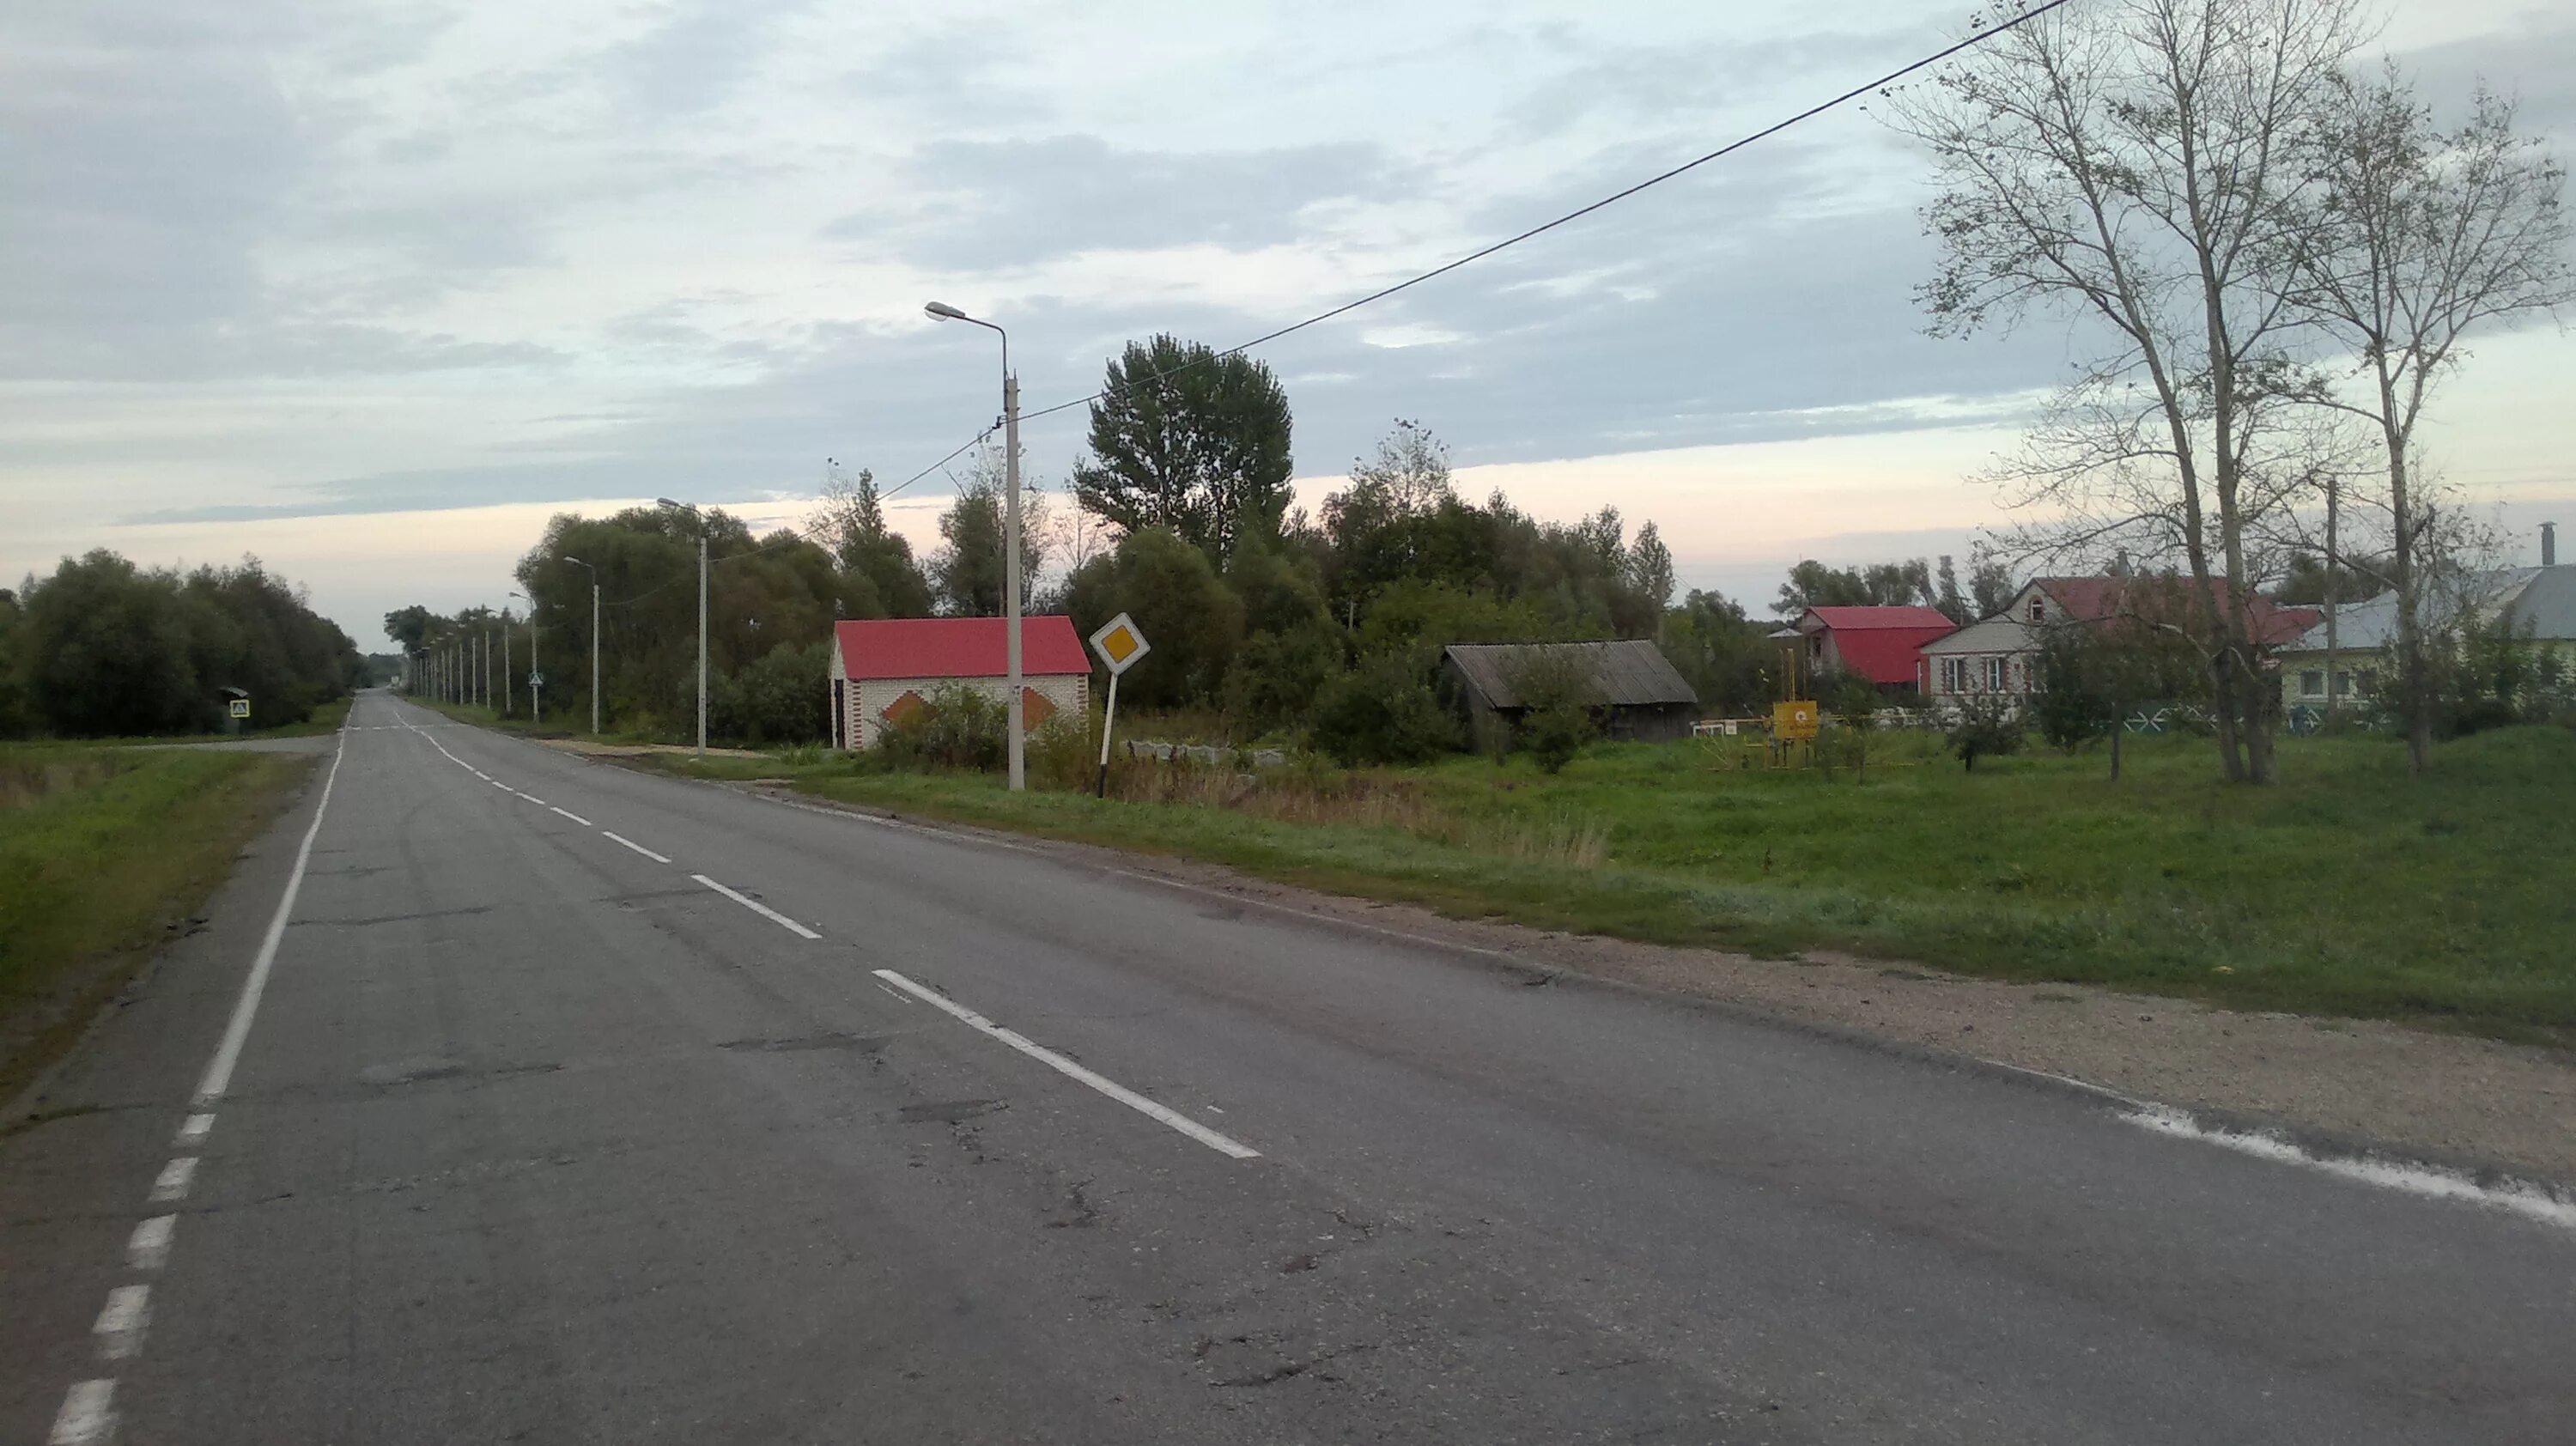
1088;613;1151;675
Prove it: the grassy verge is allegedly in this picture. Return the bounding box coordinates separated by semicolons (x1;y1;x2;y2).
0;744;313;1100
622;726;2576;1042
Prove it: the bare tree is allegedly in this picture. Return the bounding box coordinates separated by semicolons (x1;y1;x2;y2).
2289;71;2571;773
1888;0;2373;783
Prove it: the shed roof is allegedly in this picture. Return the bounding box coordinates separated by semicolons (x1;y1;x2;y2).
1443;640;1698;711
1795;607;1956;684
832;616;1091;682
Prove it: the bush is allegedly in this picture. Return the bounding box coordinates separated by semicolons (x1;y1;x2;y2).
1520;702;1592;774
1310;654;1461;766
709;640;829;745
1947;693;2026;772
1503;648;1600;774
878;684;1008;771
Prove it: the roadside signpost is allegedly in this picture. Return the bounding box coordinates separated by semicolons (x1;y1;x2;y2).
228;698;251;720
530;671;545;725
1087;613;1151;798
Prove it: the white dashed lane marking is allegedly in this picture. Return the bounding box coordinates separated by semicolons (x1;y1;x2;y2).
173;1112;212;1147
550;805;592;826
93;1286;149;1362
691;875;822;939
603;832;671;864
149;1157;197;1205
127;1216;175;1273
873;969;1260;1161
49;1380;114;1445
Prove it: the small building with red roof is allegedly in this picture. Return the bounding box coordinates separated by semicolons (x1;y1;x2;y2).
829;616;1092;750
1789;606;1958;695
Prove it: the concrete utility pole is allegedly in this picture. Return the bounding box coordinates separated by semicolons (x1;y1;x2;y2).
922;300;1025;790
503;621;513;717
564;557;601;737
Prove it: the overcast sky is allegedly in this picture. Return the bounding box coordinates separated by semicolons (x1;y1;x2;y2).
5;0;2572;647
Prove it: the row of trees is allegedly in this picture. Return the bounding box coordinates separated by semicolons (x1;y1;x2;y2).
392;401;1744;759
1893;0;2569;782
0;551;363;738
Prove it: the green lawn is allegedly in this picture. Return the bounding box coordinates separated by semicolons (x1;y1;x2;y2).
626;726;2576;1041
0;744;311;1095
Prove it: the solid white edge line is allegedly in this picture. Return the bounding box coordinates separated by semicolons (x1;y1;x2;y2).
149;1157;197;1204
94;1285;149;1360
550;805;593;826
127;1215;176;1272
601;831;671;865
192;720;347;1106
49;1380;113;1445
872;969;1260;1160
2121;1105;2576;1231
690;874;821;939
174;1112;214;1147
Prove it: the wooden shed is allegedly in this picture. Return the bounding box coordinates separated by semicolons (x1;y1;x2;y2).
1441;641;1699;749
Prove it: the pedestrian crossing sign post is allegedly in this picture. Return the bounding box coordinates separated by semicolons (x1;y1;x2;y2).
1087;613;1151;798
228;698;251;720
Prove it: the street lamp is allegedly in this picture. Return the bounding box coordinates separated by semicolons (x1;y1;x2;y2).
924;299;1025;791
656;499;709;755
562;556;602;737
509;589;540;725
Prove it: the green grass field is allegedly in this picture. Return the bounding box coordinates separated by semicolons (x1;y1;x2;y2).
0;744;311;1096
633;726;2576;1041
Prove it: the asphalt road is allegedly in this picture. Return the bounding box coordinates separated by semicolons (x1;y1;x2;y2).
4;690;2569;1443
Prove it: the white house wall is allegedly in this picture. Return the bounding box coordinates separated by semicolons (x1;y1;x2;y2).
841;674;1090;749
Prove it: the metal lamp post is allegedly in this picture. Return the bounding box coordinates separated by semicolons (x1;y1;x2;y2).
923;300;1024;791
510;589;540;725
563;556;602;736
655;499;709;755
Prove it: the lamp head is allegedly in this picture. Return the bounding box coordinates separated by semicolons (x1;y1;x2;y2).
923;301;969;321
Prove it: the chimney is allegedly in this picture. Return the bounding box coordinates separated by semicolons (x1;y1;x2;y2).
2544;521;2558;568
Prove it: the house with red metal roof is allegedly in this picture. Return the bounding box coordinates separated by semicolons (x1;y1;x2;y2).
829;616;1092;750
1921;577;2319;704
1789;606;1958;696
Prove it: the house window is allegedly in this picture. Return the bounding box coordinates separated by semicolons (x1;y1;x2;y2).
2333;671;2358;696
2027;597;2044;624
2300;669;2325;696
1983;656;2010;691
1940;657;1967;693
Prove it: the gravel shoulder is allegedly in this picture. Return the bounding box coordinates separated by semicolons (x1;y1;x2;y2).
725;779;2576;1189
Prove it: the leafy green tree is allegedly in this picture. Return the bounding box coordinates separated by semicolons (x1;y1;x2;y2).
1073;334;1294;558
931;451;1050;617
1310;653;1460;766
812;464;933;617
1060;526;1244;708
1659;589;1770;716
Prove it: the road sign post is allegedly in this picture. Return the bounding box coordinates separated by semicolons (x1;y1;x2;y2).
530;671;545;725
1087;613;1151;799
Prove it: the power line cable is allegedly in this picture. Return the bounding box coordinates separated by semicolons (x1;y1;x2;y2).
991;0;2081;428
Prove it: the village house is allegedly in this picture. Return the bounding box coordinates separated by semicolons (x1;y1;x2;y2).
829;616;1091;750
2278;529;2576;712
1921;576;2319;706
1786;606;1956;696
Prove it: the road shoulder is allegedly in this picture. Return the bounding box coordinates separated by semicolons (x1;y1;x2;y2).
663;769;2576;1190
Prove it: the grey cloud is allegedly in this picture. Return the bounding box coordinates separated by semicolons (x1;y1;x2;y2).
2399;18;2576;131
611;0;811;118
1503;25;1931;137
826;135;1410;269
